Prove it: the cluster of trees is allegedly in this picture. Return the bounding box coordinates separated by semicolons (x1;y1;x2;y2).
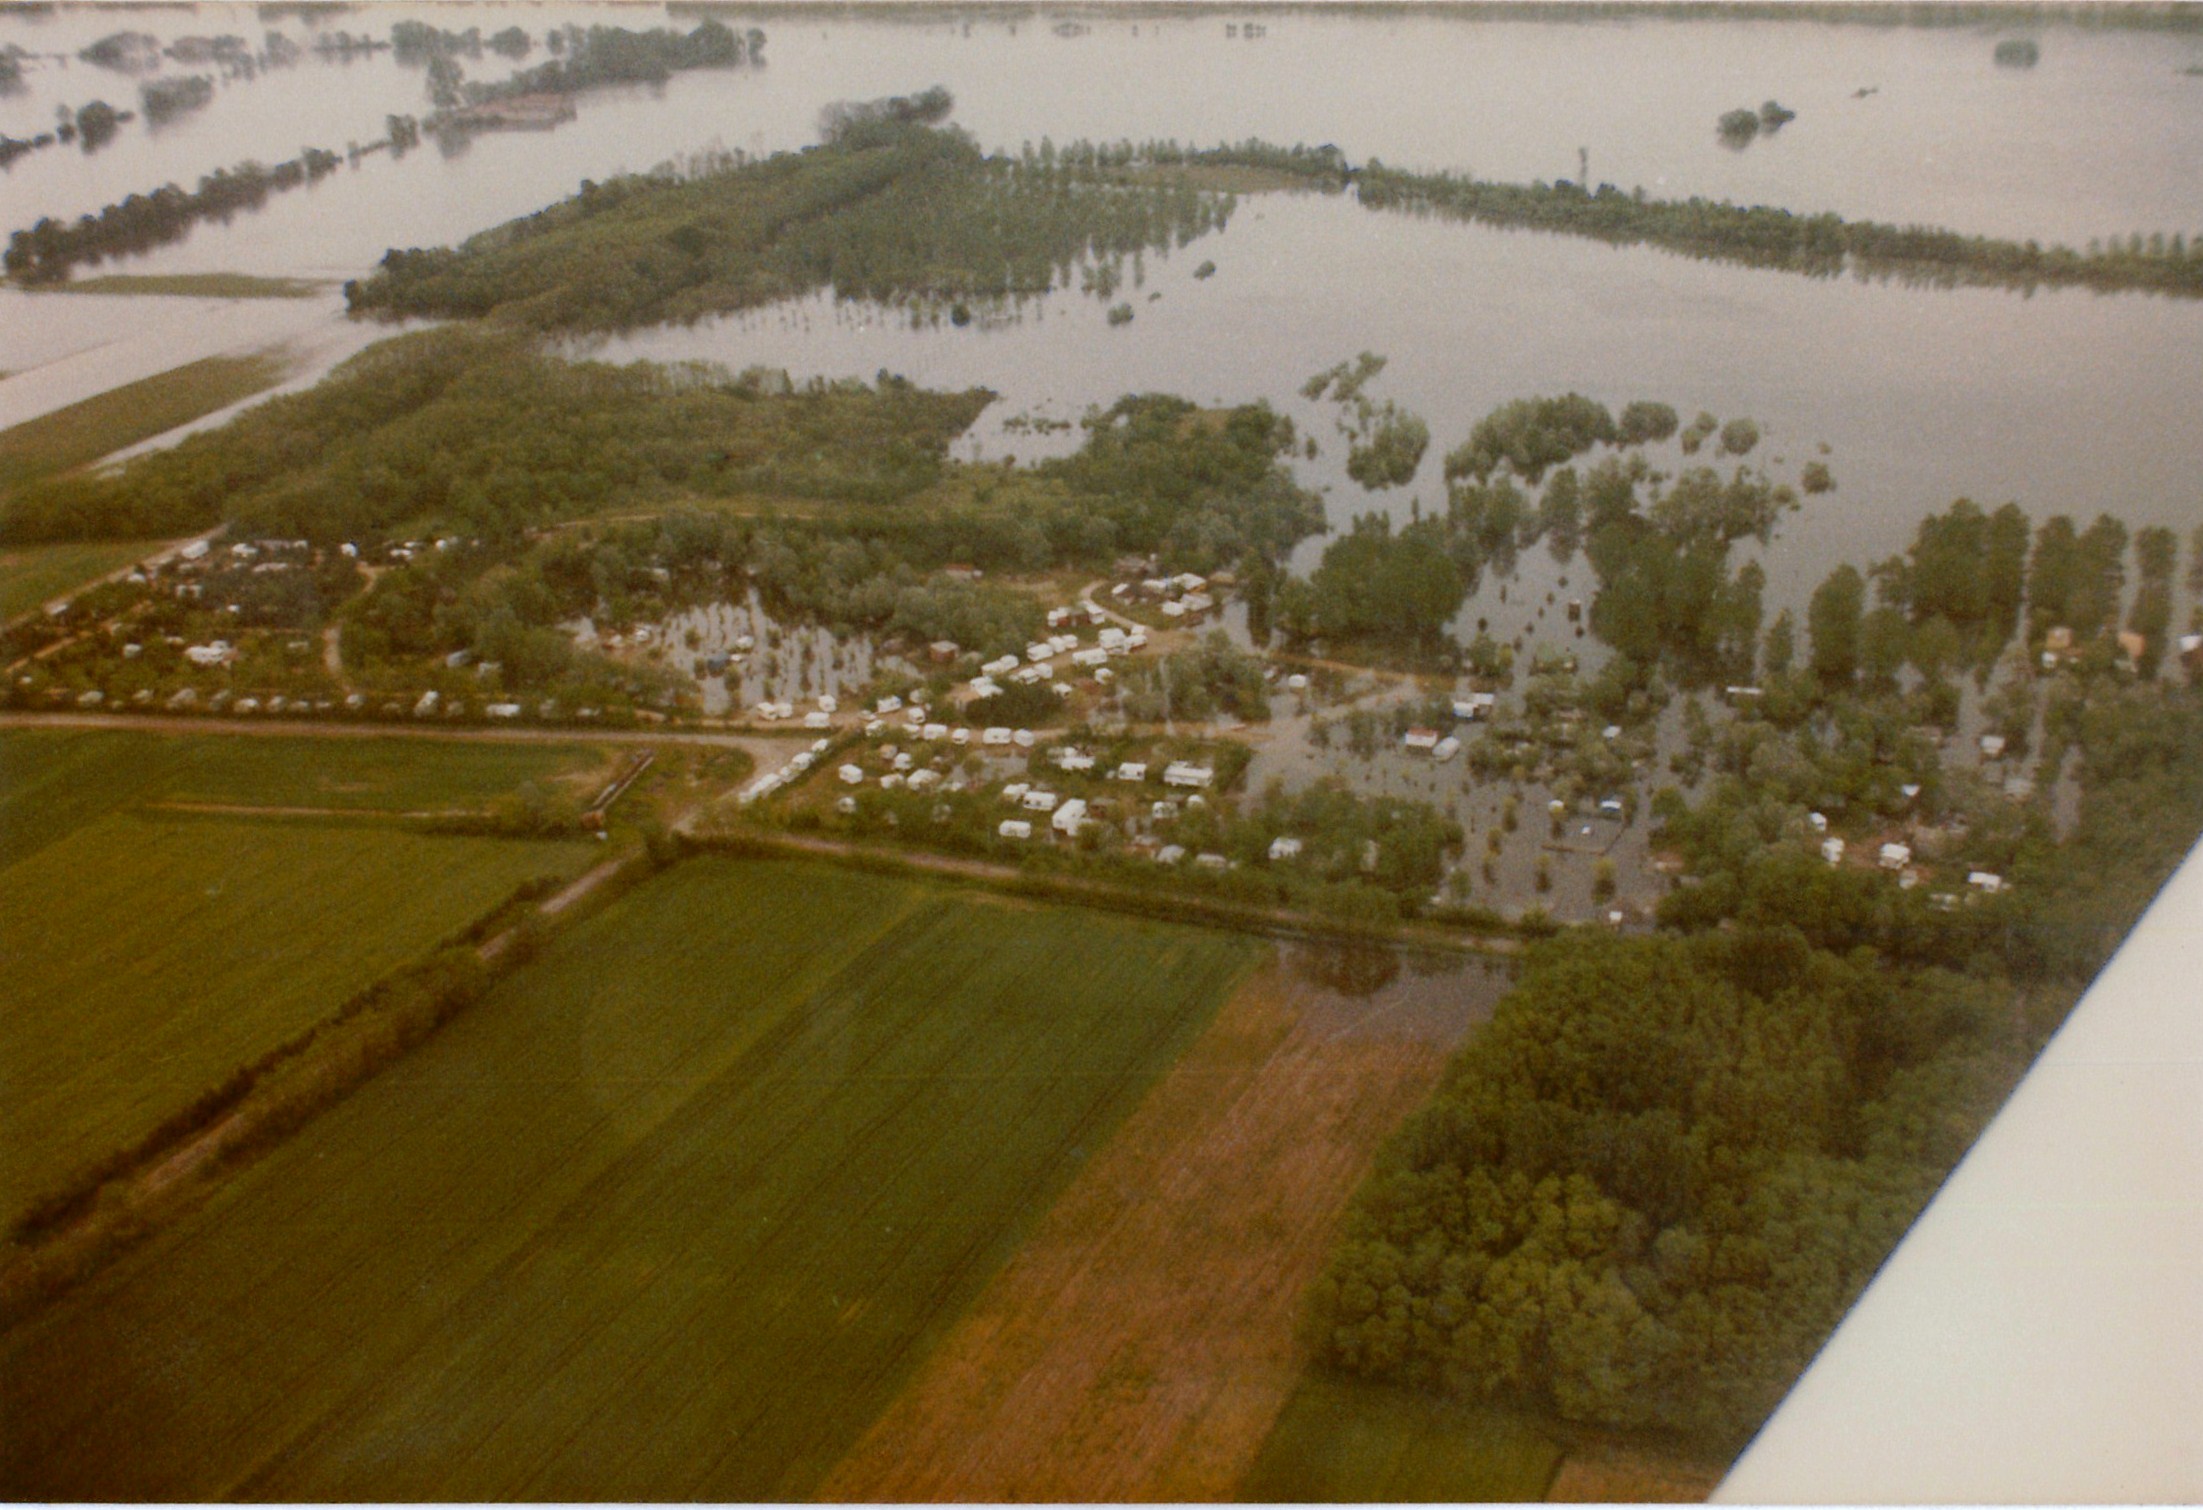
1717;99;1796;146
1353;156;2203;298
4;147;341;284
1583;456;1790;685
1117;631;1270;724
439;21;758;116
1279;514;1463;649
1268;393;1785;666
1793;498;2185;699
139;74;214;123
1303;353;1428;489
345;120;1234;331
819;84;953;145
1445;392;1623;485
77;31;160;71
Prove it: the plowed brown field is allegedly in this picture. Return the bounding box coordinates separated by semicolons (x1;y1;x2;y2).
820;950;1504;1502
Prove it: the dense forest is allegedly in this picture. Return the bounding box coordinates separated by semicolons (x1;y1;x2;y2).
0;327;989;546
344;114;1235;330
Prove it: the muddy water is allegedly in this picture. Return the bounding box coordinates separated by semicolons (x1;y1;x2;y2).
6;5;2200;256
5;5;2198;625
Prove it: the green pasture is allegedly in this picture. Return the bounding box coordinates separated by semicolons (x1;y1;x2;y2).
0;540;160;621
0;812;591;1231
0;728;601;868
1240;1372;1565;1502
0;857;1258;1499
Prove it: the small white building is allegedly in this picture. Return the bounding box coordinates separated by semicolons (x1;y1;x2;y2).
1002;782;1030;803
1268;836;1304;861
1967;870;2004;894
922;722;948;742
907;769;942;792
1879;842;1913;870
838;764;865;785
1980;733;2008;759
1012;729;1037;748
875;694;903;715
1162;762;1214;788
1115;761;1149;783
1052;798;1089;836
1156;844;1186;866
982;655;1020;678
999;818;1034;840
1432;736;1463;763
1021;789;1060;813
804;711;831;730
1822;837;1847;866
1403;727;1440;752
1286;673;1310;692
1151;800;1180;822
1053;747;1096;772
983;727;1013;747
1194;852;1231;870
1809;812;1830;833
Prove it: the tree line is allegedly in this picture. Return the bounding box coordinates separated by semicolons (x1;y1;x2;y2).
5;149;341;284
1352;157;2203;299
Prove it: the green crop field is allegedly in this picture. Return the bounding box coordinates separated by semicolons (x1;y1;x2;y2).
0;812;593;1231
0;540;161;621
1240;1372;1565;1502
0;728;602;868
0;857;1259;1499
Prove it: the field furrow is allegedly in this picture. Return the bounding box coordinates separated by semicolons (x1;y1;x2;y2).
0;858;1258;1501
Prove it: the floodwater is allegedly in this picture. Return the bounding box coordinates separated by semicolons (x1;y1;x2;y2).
4;3;2200;619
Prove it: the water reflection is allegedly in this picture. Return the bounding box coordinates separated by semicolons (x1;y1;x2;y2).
1288;938;1402;999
